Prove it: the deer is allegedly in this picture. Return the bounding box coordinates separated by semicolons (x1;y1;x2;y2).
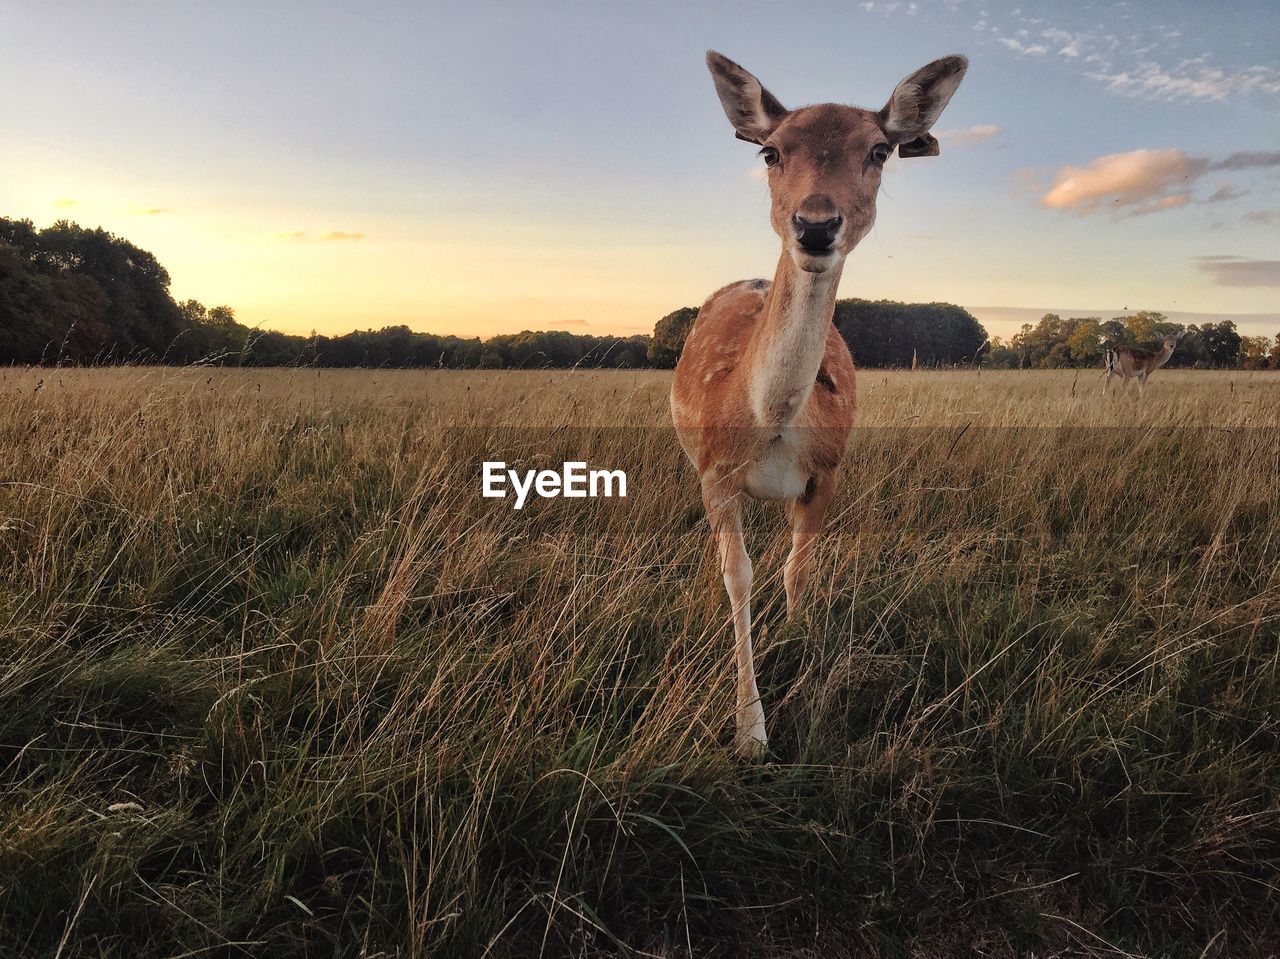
1102;330;1185;396
671;50;968;759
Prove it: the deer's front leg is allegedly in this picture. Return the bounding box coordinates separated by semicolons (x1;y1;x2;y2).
703;478;767;759
784;469;837;616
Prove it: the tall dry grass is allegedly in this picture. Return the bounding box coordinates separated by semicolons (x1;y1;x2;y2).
1;367;1278;957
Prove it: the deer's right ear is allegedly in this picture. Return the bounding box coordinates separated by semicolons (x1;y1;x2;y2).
706;51;789;145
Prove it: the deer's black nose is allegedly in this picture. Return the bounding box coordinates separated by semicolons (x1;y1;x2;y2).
792;213;843;252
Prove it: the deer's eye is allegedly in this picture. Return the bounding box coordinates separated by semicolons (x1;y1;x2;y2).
759;146;781;168
870;142;892;165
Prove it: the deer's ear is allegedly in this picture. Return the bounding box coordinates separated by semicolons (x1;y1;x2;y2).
706;51;789;145
881;55;968;157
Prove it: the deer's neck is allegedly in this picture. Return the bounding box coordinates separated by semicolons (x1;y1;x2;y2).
747;255;843;428
1154;344;1174;368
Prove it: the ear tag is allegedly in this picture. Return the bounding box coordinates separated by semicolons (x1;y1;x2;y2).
897;133;940;158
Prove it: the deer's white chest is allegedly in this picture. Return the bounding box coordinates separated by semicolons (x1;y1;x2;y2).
742;430;808;501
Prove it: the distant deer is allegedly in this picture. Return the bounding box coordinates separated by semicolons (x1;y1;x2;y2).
1102;331;1185;396
671;50;967;758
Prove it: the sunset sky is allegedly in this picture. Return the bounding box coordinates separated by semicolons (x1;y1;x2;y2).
3;0;1278;340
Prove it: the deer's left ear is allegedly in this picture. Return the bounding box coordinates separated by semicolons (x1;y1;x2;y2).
881;55;968;158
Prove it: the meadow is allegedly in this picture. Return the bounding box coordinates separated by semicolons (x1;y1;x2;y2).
1;366;1278;957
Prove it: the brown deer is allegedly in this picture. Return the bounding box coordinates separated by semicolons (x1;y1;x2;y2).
1102;331;1185;396
671;51;968;758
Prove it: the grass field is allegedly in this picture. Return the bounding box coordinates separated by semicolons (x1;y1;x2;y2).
2;367;1278;957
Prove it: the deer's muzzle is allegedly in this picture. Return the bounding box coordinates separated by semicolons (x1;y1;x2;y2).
792;212;843;252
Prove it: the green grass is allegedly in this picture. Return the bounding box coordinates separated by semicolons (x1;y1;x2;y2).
1;367;1278;957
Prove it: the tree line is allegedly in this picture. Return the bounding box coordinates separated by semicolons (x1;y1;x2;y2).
5;216;1276;371
0;219;653;369
0;218;653;369
0;217;989;370
984;311;1280;370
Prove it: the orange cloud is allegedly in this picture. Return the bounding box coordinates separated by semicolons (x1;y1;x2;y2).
1151;193;1191;211
272;229;365;242
1041;148;1208;216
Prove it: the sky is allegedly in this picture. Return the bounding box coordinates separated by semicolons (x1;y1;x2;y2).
2;0;1278;341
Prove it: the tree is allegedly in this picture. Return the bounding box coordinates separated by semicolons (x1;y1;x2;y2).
648;307;698;368
1099;319;1129;348
1010;315;1060;368
1241;335;1272;369
984;336;1019;369
1200;320;1242;368
1122;311;1165;344
833;300;986;367
0;231;110;363
1066;318;1103;365
1;217;190;363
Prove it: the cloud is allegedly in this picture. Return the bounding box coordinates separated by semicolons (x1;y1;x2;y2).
1034;26;1086;57
273;229;366;242
1041;148;1208;216
558;319;589;327
1242;210;1280;225
1142;193;1192;213
1040;148;1280;217
861;0;914;13
1209;151;1280;171
1088;58;1280;102
986;8;1277;105
52;197;78;208
1195;256;1280;288
1204;183;1245;204
936;124;1001;146
997;36;1047;56
131;205;174;216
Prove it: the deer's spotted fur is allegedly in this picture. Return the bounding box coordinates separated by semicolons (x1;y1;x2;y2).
1103;331;1184;396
